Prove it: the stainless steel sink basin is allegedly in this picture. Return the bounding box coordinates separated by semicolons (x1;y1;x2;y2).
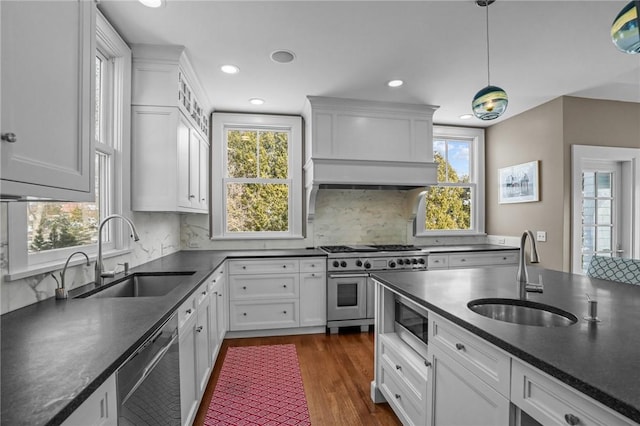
76;272;196;299
467;298;578;327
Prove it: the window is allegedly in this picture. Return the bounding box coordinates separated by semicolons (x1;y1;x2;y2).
7;12;131;278
211;113;303;239
416;126;485;236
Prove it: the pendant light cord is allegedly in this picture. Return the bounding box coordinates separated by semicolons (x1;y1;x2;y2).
485;2;491;86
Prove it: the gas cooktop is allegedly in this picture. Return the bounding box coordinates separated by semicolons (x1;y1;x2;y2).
320;245;419;254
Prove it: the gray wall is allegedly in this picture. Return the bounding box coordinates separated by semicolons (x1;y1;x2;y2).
486;96;640;272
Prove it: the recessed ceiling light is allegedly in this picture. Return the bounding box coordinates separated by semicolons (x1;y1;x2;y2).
387;80;404;88
249;98;265;105
138;0;164;8
271;50;296;64
459;114;474;120
220;64;240;74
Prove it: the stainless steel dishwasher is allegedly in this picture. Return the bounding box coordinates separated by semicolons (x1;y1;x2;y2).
117;313;181;425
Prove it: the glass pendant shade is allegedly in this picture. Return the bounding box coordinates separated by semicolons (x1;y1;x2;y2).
611;1;640;53
472;85;508;120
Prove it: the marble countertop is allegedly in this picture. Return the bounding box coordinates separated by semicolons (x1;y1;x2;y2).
371;266;640;423
0;248;324;426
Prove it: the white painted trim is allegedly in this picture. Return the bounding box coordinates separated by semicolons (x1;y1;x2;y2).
225;326;325;339
571;144;640;273
416;126;485;237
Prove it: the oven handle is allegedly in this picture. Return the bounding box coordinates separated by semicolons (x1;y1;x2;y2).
121;330;178;404
329;273;370;279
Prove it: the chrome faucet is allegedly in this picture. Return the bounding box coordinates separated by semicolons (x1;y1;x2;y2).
517;230;542;292
52;251;90;299
95;214;140;286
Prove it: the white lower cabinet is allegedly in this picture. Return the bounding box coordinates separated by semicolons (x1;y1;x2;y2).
228;257;326;332
428;343;510;426
178;294;198;426
61;374;117;426
208;264;226;365
511;359;636;426
378;334;429;426
195;285;212;397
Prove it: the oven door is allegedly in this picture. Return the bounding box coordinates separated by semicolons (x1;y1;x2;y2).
327;273;368;321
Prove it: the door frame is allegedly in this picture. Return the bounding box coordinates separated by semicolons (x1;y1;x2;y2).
571;145;640;273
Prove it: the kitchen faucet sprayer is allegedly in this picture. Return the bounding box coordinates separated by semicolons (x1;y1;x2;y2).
95;214;140;286
517;230;542;293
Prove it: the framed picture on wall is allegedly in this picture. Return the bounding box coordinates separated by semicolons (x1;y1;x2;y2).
498;160;540;204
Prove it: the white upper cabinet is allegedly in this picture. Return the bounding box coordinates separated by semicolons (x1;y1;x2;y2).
130;44;210;213
1;0;96;201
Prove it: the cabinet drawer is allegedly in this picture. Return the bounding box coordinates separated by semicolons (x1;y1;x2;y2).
380;363;425;426
428;255;449;269
430;313;511;397
228;259;299;274
300;258;326;273
379;333;428;402
229;275;299;300
229;300;299;331
195;283;209;306
511;359;635;426
178;293;196;330
449;251;518;268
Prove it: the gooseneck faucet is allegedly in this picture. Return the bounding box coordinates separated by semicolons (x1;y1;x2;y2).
517;230;542;292
95;214;140;286
52;251;91;299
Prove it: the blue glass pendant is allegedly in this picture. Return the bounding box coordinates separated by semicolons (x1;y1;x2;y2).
472;85;508;120
611;1;640;54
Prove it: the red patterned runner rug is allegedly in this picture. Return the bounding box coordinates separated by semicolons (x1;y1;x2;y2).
204;344;311;426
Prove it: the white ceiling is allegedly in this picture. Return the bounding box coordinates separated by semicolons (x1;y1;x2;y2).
98;0;640;127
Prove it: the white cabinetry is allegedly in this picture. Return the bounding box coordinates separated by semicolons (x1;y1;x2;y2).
299;259;327;326
194;284;212;397
228;257;326;333
208;264;227;365
130;44;209;213
378;334;429;426
1;0;95;201
178;292;198;426
61;374;117;426
428;312;511;425
428;250;519;270
511;359;636;426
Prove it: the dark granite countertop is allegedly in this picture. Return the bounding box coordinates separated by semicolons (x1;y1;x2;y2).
371;266;640;423
0;248;325;426
419;243;519;253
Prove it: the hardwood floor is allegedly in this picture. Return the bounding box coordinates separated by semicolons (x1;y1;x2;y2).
193;330;401;426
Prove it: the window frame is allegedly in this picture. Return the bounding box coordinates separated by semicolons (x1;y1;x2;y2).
5;11;132;280
415;125;485;237
210;113;303;240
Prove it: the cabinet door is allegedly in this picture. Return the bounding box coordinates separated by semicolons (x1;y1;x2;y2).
215;279;228;342
197;136;209;211
300;272;326;326
62;374;117;426
195;290;212;397
179;315;198;426
1;0;95;200
208;281;220;365
428;344;510;426
177;115;192;209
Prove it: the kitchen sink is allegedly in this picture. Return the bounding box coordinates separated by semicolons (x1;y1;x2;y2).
467;298;578;327
75;272;196;299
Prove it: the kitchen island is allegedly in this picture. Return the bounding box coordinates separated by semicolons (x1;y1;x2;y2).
371;266;640;425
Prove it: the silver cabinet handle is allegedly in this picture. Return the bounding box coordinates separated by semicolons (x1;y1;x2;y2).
189;195;195;198
395;365;401;370
394;394;401;399
282;311;287;314
564;414;580;425
242;286;247;290
283;284;287;288
424;360;432;367
196;326;203;333
186;309;192;315
1;133;17;143
455;343;465;350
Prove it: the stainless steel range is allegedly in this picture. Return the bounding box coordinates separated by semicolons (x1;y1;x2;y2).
320;245;428;334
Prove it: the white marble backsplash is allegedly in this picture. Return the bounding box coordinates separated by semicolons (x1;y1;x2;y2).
1;209;180;314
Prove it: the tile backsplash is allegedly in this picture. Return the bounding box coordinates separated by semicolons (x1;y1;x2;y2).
1;189;495;314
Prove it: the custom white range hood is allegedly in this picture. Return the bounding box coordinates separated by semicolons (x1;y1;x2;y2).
302;96;439;222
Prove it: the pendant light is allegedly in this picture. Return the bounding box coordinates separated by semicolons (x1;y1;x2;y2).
472;0;508;120
611;1;640;54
